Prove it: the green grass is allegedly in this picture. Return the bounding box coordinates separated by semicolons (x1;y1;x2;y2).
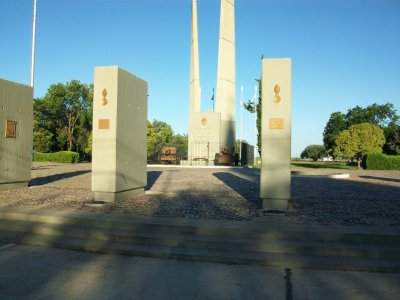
291;161;358;170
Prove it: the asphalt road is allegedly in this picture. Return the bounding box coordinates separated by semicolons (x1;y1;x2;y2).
0;244;399;300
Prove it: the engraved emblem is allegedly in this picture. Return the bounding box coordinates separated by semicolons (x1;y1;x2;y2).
273;84;281;103
201;117;207;126
102;89;108;106
5;120;17;138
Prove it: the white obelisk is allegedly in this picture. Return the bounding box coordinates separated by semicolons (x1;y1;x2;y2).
189;0;201;113
215;0;236;148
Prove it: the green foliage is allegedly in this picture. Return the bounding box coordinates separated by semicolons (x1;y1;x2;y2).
334;123;385;168
33;80;93;156
32;122;53;153
323;103;399;155
243;78;261;156
323;112;347;154
170;133;188;160
33;151;80;163
300;145;326;161
362;152;400;170
147;120;174;162
383;123;400;155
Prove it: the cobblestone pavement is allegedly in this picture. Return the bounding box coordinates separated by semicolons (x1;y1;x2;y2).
1;163;399;226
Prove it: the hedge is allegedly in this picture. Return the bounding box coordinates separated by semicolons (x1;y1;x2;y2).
362;152;400;170
33;151;80;163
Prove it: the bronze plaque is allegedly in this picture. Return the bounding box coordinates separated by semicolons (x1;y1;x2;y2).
98;119;110;129
269;118;284;129
5;120;17;138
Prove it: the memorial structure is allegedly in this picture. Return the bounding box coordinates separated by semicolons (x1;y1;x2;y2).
186;0;236;165
260;58;292;210
0;79;33;190
92;66;148;202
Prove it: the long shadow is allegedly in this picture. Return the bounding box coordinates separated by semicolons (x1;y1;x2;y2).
146;171;163;191
212;172;260;205
359;175;400;183
29;170;91;186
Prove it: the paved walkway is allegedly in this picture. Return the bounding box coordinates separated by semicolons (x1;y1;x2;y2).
0;163;399;226
0;244;399;300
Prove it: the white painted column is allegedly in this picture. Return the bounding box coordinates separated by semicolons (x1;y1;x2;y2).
215;0;236;148
189;0;201;113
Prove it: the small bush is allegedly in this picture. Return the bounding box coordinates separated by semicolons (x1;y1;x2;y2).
33;151;80;163
362;152;400;170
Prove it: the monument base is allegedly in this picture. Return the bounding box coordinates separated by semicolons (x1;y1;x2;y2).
262;198;289;211
94;187;145;202
0;182;29;191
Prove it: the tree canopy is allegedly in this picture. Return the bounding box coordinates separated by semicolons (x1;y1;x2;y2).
323;103;399;156
333;123;385;168
33;80;93;156
301;145;326;161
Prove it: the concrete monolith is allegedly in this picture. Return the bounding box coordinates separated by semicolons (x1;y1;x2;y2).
260;58;292;210
92;66;147;202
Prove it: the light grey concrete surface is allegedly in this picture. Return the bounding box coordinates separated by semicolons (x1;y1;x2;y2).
0;244;399;300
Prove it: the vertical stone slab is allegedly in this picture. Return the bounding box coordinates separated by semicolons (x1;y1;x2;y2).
0;79;33;190
260;58;292;210
189;0;201;113
92;66;147;202
188;112;221;163
215;0;236;149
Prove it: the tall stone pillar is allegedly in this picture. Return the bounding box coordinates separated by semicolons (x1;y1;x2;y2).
260;58;292;210
215;0;236;148
189;0;201;113
92;66;147;202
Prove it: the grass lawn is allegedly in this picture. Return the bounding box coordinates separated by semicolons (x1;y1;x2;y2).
291;161;358;170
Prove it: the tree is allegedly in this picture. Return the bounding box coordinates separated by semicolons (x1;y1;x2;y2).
170;133;188;160
323;112;346;154
147;120;174;161
301;145;326;161
33;80;93;154
384;123;400;155
243;78;262;156
323;103;399;155
334;123;385;168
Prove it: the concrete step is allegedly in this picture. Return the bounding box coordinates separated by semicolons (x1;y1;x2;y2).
1;208;399;272
1;208;399;245
0;220;399;260
0;230;399;273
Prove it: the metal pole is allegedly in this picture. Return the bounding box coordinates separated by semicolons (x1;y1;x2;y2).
254;84;258;159
240;86;243;165
30;0;37;88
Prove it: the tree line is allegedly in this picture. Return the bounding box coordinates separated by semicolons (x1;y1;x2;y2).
33;80;187;161
301;103;400;167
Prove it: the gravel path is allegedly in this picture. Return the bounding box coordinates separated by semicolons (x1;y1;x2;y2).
1;163;399;226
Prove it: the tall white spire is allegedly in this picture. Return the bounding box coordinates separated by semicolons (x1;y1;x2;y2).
189;0;201;113
215;0;236;148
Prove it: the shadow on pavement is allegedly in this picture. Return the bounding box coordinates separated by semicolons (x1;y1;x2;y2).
212;172;260;205
29;170;91;186
146;171;163;191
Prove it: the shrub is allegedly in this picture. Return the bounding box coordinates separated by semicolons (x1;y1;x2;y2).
362;152;400;170
33;151;80;163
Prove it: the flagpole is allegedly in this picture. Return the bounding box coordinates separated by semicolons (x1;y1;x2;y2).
30;0;37;88
240;86;243;164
